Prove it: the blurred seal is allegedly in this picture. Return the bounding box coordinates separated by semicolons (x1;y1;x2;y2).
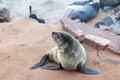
71;2;100;22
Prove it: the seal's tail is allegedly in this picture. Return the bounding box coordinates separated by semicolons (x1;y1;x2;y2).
77;65;100;74
29;54;49;70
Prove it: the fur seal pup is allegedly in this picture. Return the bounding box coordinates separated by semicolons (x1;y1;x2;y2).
29;31;99;74
29;6;45;23
70;0;93;6
94;16;114;28
100;0;120;12
71;2;100;22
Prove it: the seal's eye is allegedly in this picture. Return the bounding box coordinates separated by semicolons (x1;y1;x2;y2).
64;37;69;41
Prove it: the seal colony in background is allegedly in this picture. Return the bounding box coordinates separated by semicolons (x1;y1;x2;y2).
29;31;99;74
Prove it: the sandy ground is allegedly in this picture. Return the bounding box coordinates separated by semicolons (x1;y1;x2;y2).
0;0;120;80
0;18;120;80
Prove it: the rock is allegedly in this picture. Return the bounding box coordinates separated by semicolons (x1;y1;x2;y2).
62;19;85;42
61;18;120;54
61;18;109;50
95;24;120;36
0;3;10;22
103;58;120;65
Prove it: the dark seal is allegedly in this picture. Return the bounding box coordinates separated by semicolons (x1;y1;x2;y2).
29;6;45;23
100;0;120;12
94;16;114;28
70;0;93;6
71;2;100;22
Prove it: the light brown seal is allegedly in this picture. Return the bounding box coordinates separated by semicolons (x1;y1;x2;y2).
29;31;99;74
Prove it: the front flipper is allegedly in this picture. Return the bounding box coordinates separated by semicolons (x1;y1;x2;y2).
29;54;49;70
77;65;99;74
42;64;63;70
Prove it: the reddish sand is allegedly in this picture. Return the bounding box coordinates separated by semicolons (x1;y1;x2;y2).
0;18;120;80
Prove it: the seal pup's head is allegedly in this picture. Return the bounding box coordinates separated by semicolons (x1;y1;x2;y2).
52;31;75;53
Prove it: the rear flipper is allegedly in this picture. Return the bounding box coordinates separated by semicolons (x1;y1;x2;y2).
29;54;49;70
42;64;63;70
77;64;99;74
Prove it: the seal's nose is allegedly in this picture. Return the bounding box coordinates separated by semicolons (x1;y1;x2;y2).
52;32;58;38
52;32;56;35
52;32;58;36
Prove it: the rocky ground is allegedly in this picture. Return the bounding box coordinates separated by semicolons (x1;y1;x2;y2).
0;18;120;80
0;0;120;80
